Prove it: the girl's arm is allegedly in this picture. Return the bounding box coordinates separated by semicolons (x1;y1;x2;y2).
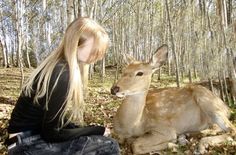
41;63;105;142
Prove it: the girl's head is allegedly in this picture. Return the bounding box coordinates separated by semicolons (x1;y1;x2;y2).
23;17;109;126
63;17;109;64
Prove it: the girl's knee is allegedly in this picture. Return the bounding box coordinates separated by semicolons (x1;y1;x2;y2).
90;136;120;154
106;137;119;152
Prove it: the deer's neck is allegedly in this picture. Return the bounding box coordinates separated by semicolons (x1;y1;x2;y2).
114;92;147;136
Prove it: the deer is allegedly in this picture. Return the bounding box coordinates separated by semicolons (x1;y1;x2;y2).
110;44;236;154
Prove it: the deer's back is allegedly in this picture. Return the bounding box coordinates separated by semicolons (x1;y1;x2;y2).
144;85;228;133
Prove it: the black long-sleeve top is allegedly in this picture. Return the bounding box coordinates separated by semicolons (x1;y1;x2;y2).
8;60;105;142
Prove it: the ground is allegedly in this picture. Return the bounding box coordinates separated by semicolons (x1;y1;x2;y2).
0;67;236;155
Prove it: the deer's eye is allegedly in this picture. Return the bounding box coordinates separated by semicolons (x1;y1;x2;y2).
136;72;144;76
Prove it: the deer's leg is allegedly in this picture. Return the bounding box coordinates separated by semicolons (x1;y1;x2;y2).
197;134;233;154
200;124;223;136
132;127;177;154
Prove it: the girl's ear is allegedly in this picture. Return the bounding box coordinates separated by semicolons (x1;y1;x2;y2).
149;44;168;70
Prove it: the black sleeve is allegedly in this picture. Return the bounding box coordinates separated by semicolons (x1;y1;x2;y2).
41;64;105;142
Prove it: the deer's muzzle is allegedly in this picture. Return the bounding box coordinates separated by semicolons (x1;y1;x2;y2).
111;86;120;95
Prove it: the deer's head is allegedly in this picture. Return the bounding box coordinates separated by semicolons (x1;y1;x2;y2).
111;44;168;97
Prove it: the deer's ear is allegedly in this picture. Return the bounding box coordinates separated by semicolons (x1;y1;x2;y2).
150;44;168;69
122;53;136;65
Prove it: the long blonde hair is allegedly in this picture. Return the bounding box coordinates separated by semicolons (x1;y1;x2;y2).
23;17;109;126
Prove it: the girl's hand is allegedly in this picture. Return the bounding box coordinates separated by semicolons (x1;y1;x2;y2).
104;127;111;137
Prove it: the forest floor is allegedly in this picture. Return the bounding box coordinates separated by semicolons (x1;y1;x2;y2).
0;67;236;155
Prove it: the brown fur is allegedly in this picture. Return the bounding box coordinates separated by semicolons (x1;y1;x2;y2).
111;45;236;154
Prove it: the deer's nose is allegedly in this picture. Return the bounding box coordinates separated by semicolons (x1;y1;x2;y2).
111;86;120;95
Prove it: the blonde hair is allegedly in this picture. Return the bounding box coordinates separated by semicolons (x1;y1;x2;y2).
23;17;109;126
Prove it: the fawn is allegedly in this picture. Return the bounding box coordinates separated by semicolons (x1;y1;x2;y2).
111;44;236;154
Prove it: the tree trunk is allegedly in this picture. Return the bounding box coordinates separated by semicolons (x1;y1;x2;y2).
101;58;106;83
158;68;161;80
25;23;31;68
223;72;230;105
67;0;74;24
165;0;180;87
208;77;214;92
0;38;8;67
229;77;236;105
219;74;225;101
188;69;192;83
78;0;85;17
17;0;24;88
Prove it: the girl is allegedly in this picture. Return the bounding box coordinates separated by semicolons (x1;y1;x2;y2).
6;17;120;155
